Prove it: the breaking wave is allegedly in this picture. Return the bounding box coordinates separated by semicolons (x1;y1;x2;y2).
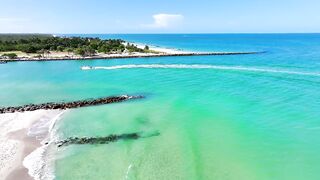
23;110;65;180
81;64;320;77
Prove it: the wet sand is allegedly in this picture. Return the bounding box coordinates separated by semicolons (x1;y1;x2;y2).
0;110;64;180
6;129;38;180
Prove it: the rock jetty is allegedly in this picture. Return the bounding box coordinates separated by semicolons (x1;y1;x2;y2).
0;95;144;114
56;131;160;147
1;51;265;63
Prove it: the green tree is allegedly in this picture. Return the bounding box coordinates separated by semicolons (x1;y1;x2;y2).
66;48;73;55
57;46;64;52
0;35;146;56
75;48;85;56
38;49;45;57
85;46;96;56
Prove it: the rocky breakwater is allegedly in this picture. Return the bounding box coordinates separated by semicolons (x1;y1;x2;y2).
0;95;144;114
56;131;160;147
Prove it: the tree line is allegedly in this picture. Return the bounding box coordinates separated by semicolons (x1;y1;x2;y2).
0;36;151;57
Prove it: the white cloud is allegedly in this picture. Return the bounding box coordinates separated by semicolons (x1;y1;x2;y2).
143;14;184;29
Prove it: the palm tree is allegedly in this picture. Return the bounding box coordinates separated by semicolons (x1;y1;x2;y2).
67;48;73;57
45;50;51;58
38;49;45;57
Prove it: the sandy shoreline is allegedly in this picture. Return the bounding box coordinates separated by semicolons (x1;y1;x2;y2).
6;129;38;180
134;42;193;54
0;110;64;180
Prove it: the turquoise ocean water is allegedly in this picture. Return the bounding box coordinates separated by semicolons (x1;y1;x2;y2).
1;34;320;179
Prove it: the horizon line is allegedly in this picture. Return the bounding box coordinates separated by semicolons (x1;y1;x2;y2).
1;32;320;35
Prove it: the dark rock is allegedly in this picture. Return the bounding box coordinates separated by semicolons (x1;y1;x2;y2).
0;95;144;114
55;132;159;147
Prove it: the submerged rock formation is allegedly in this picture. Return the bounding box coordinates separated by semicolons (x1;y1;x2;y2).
0;95;144;114
56;131;160;147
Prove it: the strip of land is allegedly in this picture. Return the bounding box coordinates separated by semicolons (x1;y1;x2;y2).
0;51;262;63
0;34;263;63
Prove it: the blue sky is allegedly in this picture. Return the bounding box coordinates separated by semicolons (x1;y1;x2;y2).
0;0;319;33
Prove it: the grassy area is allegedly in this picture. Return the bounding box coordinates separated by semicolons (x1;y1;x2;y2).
0;51;30;56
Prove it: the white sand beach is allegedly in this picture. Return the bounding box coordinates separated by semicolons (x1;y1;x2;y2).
0;110;64;180
134;43;193;54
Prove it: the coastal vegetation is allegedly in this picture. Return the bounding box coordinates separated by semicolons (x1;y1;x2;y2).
0;34;150;58
0;34;260;61
1;53;17;59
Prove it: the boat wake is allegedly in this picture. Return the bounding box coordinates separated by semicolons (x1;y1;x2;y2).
81;64;320;77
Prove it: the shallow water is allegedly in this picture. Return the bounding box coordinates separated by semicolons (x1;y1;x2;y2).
1;34;320;180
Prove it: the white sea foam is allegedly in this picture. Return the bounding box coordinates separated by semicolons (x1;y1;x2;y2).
23;145;51;180
81;64;320;77
23;110;65;180
125;164;133;180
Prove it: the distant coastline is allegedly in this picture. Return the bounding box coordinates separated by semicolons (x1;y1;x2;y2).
0;51;262;63
0;34;263;63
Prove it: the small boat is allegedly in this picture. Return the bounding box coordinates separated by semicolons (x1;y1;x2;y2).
81;66;92;70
